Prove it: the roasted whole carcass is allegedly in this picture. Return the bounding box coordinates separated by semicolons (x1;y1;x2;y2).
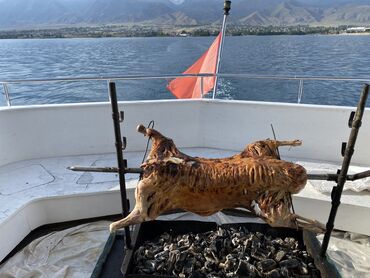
110;125;325;233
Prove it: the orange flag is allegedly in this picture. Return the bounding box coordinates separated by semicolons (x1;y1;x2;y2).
167;33;222;99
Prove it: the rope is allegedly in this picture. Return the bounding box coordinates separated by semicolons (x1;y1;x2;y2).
138;121;155;181
270;124;280;159
141;120;155;164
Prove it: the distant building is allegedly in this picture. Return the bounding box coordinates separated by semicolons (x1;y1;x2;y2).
178;30;189;37
346;27;370;33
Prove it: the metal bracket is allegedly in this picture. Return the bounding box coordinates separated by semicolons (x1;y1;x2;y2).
348;111;355;128
330;186;337;202
341;142;346;157
119;111;124;123
122;137;127;150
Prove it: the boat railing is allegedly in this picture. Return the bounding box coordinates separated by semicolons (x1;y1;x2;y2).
1;73;370;107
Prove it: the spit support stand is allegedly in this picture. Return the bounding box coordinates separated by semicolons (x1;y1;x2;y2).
319;84;369;258
67;83;370;256
109;81;132;249
68;82;144;250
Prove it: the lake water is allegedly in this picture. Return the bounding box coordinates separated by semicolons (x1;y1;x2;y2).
0;35;370;106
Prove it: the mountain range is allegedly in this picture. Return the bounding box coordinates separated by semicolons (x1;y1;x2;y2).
0;0;370;30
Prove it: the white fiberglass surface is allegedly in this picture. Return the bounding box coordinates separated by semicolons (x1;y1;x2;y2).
0;148;237;225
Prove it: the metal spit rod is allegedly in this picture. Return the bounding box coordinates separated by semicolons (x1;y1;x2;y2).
109;81;131;249
67;166;370;182
320;84;369;257
67;166;142;174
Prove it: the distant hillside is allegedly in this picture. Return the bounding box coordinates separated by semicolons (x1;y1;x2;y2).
1;0;370;30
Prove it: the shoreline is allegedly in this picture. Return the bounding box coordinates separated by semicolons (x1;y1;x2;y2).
2;25;370;40
1;33;370;40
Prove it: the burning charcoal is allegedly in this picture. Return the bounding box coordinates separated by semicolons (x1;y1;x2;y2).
152;245;164;254
266;269;282;278
167;243;176;251
174;251;188;272
189;271;205;278
310;269;321;278
266;245;276;256
275;250;286;262
250;235;260;249
154;249;169;261
178;238;188;247
178;245;189;252
255;232;264;239
279;258;300;269
231;237;240;246
144;249;154;259
280;267;290;277
204;260;216;272
132;226;320;278
213;238;223;253
235;244;245;257
271;238;284;247
251;248;269;261
257;258;277;272
167;250;179;273
209;272;222;278
218;254;237;272
134;246;145;261
182;257;196;275
194;252;206;264
243;238;252;249
142;260;156;274
299;266;309;275
284;237;298;249
179;250;188;261
156;261;165;272
223;238;233;252
204;248;218;263
235;260;257;277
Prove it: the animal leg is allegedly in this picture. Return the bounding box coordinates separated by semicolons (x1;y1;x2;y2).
110;208;145;232
254;191;325;233
109;179;161;232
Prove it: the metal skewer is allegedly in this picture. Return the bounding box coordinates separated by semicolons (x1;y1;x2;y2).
68;165;370;182
67;166;143;174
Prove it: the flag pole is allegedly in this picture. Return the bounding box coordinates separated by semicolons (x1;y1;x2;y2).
212;0;231;99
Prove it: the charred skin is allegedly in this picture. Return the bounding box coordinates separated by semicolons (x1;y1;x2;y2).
110;125;323;233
